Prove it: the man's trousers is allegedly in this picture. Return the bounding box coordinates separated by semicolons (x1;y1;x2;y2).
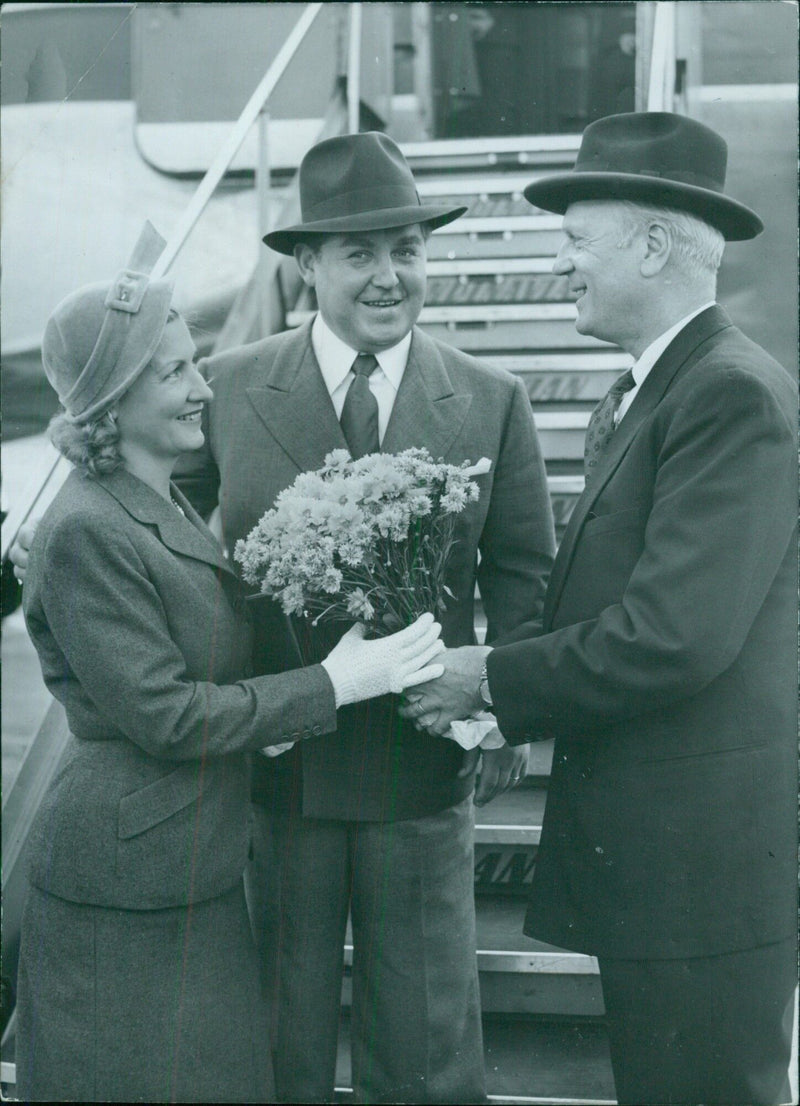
599;937;797;1105
246;795;486;1104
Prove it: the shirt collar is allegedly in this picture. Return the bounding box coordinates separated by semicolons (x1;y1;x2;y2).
632;302;716;386
312;312;411;395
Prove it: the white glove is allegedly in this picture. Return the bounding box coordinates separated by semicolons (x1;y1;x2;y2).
321;613;445;708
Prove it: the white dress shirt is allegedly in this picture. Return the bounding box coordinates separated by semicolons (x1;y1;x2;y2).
616;302;716;425
311;313;411;444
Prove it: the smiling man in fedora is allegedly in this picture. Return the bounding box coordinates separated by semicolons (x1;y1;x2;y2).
403;112;798;1105
174;130;555;1103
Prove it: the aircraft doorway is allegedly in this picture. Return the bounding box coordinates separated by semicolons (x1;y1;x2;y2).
430;2;636;139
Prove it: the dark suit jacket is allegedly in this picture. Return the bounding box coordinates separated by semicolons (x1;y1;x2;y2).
488;306;798;959
177;319;556;821
22;468;336;910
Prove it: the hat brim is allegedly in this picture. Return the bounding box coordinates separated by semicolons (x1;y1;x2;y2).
263;203;468;255
523;172;763;241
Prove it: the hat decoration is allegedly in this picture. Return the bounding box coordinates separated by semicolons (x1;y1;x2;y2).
264;132;467;254
42;221;175;423
523;112;762;241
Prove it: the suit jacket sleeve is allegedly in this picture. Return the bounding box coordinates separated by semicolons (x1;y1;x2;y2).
38;511;337;760
172;356;221;519
478;375;556;641
488;365;797;741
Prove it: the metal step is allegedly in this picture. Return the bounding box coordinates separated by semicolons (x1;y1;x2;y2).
288;299;576;328
518;738;556;779
483;351;629;372
428;257;556;276
425;274;571;307
485;352;629;406
342;896;602;1018
547;476;584;534
287;307;604;354
476;897;599;976
427;229;566;260
416;172;549;199
474;783;547;848
473;785;544;902
340;872;600;983
534;412;591;463
478;899;603;1019
437;214;562;236
402;134;580;176
418;319;607;353
419;186;533;222
334;1010;615;1105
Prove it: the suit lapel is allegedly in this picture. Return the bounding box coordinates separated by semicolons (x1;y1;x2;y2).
244;319;348;473
382;327;472;458
98;469;236;577
543;306;733;628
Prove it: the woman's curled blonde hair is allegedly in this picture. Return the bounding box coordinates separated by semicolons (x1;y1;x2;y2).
48;409;123;477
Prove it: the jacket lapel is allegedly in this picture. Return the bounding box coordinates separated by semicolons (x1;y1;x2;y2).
244;319;348;472
98;469;236;577
382;327;472;458
543;306;733;628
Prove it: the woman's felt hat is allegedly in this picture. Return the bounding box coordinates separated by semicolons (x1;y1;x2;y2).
523;112;762;241
263;131;467;255
42;222;175;423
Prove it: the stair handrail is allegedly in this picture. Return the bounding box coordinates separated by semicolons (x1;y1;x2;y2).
1;1;334;565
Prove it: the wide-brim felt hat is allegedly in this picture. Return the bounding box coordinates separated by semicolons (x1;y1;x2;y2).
263;131;467;254
43;222;174;423
523;112;762;241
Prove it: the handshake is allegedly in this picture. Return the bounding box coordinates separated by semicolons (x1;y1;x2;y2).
320;615;487;728
321;619;526;805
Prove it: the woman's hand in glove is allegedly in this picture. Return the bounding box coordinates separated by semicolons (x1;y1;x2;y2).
321;614;445;708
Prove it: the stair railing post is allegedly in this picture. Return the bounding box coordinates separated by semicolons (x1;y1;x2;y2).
646;2;677;112
347;3;363;133
257;106;272;339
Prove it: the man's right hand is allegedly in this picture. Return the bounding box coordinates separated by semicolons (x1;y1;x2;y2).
9;520;39;582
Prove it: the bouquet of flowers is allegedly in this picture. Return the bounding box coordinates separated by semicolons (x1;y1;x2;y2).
234;447;491;637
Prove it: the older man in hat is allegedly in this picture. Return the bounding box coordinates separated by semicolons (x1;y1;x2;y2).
174;131;555;1103
404;112;798;1105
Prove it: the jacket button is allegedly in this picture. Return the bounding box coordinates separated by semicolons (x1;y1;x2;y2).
291;732;301;741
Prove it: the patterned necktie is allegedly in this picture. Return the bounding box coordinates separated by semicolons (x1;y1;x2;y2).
583;368;636;482
340;353;380;459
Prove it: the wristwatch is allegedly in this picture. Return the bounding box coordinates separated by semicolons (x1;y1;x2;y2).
479;661;493;708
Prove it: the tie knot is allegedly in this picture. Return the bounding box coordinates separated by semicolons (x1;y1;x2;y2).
609;368;636;398
352;353;378;377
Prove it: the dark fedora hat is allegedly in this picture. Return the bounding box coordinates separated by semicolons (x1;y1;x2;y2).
523;112;762;241
263;131;467;255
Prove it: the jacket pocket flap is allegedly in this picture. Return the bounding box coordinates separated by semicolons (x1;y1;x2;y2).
583;502;649;536
118;764;201;839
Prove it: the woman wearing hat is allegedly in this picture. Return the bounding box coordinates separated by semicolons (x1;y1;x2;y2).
15;224;444;1103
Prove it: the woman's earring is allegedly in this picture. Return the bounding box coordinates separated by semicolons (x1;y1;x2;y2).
107;410;118;425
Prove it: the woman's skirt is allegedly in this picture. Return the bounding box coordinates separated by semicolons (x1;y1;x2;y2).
15;879;275;1103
